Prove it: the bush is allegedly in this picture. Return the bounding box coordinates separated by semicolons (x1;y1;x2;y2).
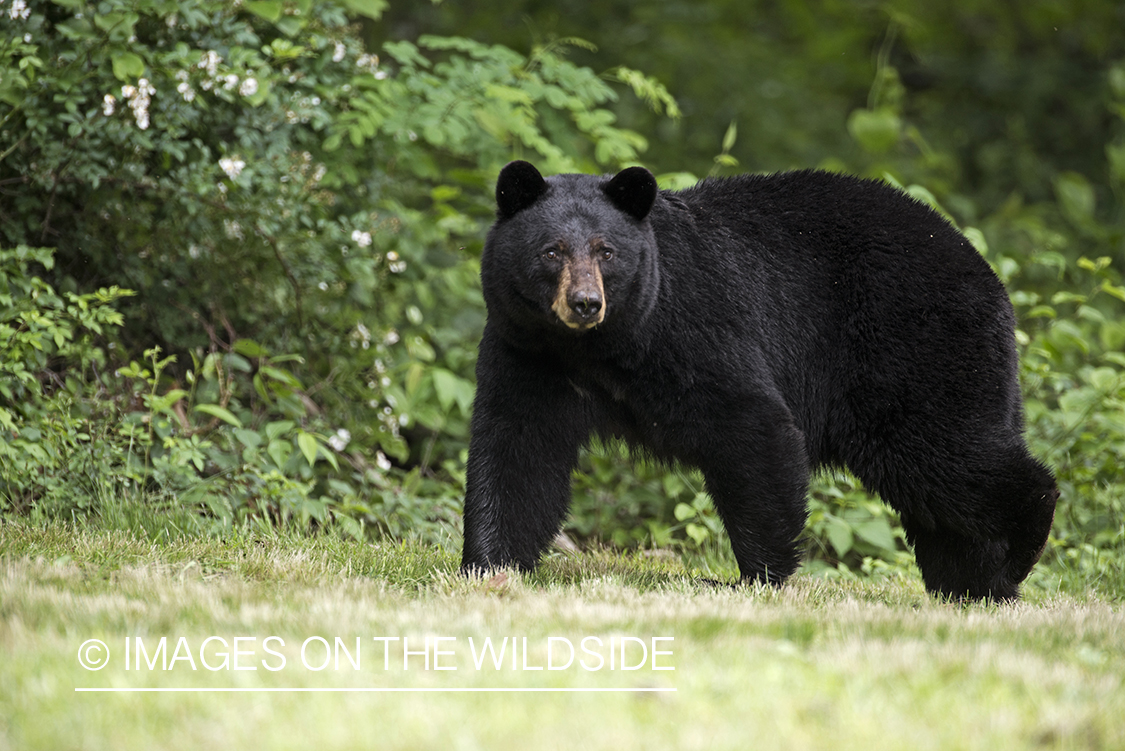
0;0;677;541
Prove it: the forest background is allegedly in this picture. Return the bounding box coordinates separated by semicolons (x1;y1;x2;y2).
2;0;1123;596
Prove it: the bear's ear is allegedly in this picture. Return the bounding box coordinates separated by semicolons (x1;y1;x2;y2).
603;166;657;221
496;160;547;219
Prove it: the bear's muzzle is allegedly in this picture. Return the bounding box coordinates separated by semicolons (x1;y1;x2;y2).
552;255;606;330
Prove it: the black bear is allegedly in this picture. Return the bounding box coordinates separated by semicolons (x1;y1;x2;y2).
461;160;1058;601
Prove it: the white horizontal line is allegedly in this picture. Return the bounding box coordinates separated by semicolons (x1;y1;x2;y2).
75;687;676;693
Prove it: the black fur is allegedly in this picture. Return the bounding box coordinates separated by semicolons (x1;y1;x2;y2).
462;161;1058;601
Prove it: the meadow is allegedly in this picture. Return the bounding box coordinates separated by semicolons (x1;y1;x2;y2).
2;521;1122;751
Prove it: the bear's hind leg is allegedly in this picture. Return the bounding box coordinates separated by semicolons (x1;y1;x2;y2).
897;456;1057;601
904;522;1015;601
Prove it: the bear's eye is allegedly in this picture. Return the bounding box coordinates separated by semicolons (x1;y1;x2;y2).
543;249;559;262
600;248;614;261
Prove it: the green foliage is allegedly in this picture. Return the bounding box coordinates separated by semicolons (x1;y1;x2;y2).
0;0;673;542
2;1;1123;594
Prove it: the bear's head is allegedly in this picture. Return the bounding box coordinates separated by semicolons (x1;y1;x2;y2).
481;160;660;345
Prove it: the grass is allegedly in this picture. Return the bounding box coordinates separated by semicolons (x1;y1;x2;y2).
1;520;1123;751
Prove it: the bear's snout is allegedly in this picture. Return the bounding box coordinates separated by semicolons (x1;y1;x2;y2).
551;254;606;330
568;288;603;320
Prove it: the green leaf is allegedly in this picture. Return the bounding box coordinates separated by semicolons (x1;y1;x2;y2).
297;430;319;466
233;428;262;448
259;366;303;388
265;420;295;442
825;516;854;557
685;523;709;545
194;404;243;428
94;11;139;39
276;16;306;36
430;368;474;414
962;227;989;255
232;339;267;357
1054;171;1095;226
853;518;897;552
244;1;282;22
721;121;737;152
847;108;901;154
110;51;145;81
267;438;291;469
673;502;695;522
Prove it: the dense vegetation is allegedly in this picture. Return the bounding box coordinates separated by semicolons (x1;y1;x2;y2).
1;0;1122;596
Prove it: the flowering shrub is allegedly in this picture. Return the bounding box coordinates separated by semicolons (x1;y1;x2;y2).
0;0;677;538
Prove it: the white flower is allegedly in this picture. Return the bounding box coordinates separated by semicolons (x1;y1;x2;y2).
333;42;346;63
198;50;221;76
102;94;116;116
219;156;245;179
239;77;258;97
223;74;239;91
327;429;351;452
224;219;244;240
351;229;372;247
120;79;155;130
177;81;195;102
375;451;392;471
9;0;30;20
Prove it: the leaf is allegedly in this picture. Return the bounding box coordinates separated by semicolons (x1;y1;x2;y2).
847;108;901;154
1054;171;1095;226
722;121;737;152
430;368;474;414
825;516;854;557
110;51;145;82
276;16;306;36
662;473;686;498
267;438;291;469
224;353;252;373
962;227;989;255
244;0;282;22
1102;280;1125;303
259;366;303;388
150;389;188;414
194;404;243;428
853;518;897;552
232;339;267;357
341;0;388;19
265;420;295;442
297;430;319;466
673;502;696;522
233;428;262;448
94;11;139;39
685;523;709;545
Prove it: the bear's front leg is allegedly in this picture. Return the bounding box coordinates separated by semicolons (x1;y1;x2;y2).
461;329;591;575
696;399;811;586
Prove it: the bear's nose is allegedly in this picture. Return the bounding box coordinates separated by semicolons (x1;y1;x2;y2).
569;290;602;320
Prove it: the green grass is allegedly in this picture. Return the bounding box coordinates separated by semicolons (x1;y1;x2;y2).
2;521;1123;751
